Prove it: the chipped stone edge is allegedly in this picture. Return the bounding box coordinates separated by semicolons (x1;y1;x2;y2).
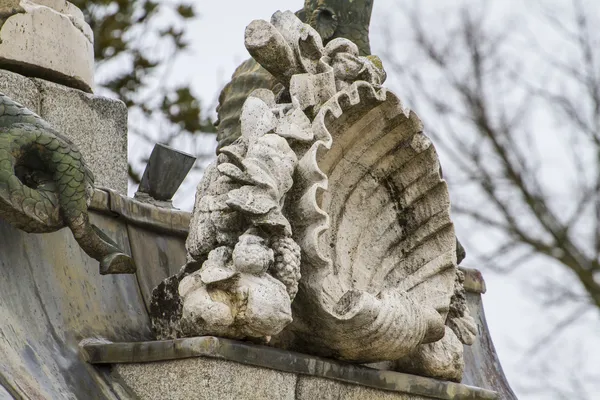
80;336;499;400
459;268;487;294
0;57;92;93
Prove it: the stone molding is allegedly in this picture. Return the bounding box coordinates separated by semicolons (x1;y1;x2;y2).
81;336;499;400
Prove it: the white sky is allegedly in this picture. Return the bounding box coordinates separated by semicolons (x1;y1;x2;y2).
144;1;600;398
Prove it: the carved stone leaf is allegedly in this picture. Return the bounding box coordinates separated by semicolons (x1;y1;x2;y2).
244;134;298;194
219;140;248;168
217;163;255;185
251;208;293;236
447;315;478;346
226;186;278;215
240;97;278;142
276;108;314;142
240;158;280;190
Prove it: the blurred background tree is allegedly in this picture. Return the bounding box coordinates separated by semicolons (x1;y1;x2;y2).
71;0;216;186
378;0;600;398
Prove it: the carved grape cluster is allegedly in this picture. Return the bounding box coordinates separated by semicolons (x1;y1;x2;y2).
270;236;302;300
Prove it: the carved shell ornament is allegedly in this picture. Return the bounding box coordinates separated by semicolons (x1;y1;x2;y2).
153;10;476;382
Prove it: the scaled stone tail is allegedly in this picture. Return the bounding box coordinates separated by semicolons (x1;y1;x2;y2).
0;92;135;274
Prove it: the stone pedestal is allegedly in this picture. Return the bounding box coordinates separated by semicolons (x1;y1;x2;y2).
81;337;499;400
0;0;94;92
0;69;128;193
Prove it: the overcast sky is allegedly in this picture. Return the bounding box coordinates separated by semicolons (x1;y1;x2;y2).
153;2;600;398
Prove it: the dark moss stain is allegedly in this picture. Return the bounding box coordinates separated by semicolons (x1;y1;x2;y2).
382;175;416;232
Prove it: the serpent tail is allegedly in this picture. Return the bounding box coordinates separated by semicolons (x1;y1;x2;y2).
0;93;135;274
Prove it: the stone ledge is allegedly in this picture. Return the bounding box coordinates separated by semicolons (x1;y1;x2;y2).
90;189;190;237
80;336;498;400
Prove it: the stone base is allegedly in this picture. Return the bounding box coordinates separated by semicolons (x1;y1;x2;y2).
114;358;435;400
0;69;128;193
81;337;498;400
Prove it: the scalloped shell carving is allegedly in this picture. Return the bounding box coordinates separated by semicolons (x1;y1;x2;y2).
279;82;458;362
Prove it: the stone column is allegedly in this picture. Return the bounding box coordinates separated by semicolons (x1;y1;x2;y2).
0;0;128;193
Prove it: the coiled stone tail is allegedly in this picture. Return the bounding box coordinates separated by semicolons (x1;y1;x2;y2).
0;92;135;275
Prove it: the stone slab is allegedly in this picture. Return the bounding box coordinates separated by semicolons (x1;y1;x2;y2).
36;78;128;193
0;214;151;399
114;357;297;400
0;0;94;92
461;292;518;399
81;337;499;400
0;195;193;399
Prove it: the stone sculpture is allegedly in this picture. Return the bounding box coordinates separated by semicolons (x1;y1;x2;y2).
216;0;376;151
0;92;135;274
151;9;477;381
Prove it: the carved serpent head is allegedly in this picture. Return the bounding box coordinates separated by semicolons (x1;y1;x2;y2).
300;0;375;56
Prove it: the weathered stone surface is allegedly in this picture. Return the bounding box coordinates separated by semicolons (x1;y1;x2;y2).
149;9;475;382
159;114;303;339
0;68;40;112
394;326;465;382
0;214;150;399
216;0;377;150
295;377;431;400
127;224;188;311
36;77;128;194
0;192;200;399
0;0;94;92
114;358;297;400
0;90;135;274
81;336;499;400
0;70;128;193
462;291;519;399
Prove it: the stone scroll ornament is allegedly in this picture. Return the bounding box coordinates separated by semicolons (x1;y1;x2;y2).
151;10;476;381
0;93;135;274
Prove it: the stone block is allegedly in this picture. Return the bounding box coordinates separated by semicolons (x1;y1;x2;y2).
0;70;128;193
36;78;128;194
114;358;297;400
295;376;430;400
0;69;40;113
0;0;94;92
